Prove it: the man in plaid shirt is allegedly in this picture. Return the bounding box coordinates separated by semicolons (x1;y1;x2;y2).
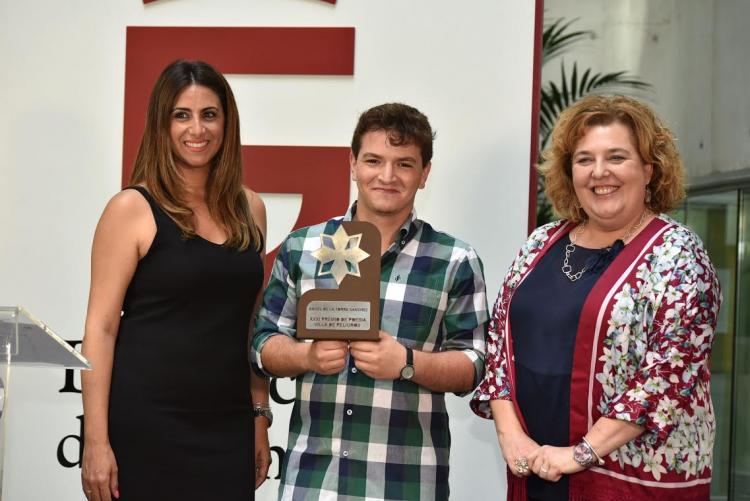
253;103;488;500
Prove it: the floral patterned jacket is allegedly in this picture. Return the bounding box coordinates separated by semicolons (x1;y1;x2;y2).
471;215;721;501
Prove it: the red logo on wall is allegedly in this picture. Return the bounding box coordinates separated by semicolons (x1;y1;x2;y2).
123;27;355;277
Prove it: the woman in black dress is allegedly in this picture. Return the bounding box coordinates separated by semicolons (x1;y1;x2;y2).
80;60;271;501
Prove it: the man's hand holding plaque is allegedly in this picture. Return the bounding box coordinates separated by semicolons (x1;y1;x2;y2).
305;339;350;374
298;221;380;341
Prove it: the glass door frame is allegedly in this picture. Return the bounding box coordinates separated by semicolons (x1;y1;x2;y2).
686;181;750;499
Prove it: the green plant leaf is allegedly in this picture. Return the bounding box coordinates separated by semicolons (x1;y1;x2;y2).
542;17;593;66
538;65;650;150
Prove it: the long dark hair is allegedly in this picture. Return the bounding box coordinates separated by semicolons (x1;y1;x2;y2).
130;59;260;251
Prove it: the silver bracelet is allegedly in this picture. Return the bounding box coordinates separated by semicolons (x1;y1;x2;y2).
581;437;604;465
573;436;604;468
253;403;273;427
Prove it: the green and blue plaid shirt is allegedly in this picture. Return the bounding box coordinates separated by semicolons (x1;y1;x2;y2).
253;205;488;501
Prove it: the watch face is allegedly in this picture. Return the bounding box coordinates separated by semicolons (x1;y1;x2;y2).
401;365;415;380
573;442;595;467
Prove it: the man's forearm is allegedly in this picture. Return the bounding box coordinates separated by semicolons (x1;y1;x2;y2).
411;349;475;393
259;335;311;377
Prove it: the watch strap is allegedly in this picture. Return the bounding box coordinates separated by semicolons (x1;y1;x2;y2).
400;347;415;380
573;437;604;468
253;403;273;428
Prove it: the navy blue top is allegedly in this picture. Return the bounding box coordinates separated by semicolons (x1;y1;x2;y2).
509;233;623;501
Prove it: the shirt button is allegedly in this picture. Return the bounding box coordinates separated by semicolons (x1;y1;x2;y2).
351;367;358;374
346;409;353;416
342;451;349;457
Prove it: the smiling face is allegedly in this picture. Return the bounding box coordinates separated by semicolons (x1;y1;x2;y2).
351;129;431;221
169;84;224;171
571;121;653;233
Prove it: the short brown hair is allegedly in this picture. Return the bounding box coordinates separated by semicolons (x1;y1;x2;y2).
351;103;435;166
538;94;685;222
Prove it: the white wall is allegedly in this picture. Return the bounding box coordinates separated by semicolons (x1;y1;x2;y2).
0;0;536;499
711;0;750;176
543;0;750;181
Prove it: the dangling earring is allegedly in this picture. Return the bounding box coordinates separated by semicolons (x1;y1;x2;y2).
644;186;652;204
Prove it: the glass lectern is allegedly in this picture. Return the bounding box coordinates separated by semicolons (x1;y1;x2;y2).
0;306;89;499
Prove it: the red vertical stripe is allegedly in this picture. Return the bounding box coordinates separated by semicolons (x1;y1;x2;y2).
527;0;544;235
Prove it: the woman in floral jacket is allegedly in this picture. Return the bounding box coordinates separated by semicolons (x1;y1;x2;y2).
471;95;721;501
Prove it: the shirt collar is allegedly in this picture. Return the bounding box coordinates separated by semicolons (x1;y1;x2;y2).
345;201;419;250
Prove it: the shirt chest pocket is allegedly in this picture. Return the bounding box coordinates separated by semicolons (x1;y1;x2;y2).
384;271;445;343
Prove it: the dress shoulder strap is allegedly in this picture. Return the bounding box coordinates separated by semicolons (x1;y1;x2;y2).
122;185;171;232
123;185;153;205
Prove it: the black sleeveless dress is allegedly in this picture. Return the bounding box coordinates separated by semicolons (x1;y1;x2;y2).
108;186;264;501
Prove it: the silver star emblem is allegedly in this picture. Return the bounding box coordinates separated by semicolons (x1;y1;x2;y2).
311;225;371;285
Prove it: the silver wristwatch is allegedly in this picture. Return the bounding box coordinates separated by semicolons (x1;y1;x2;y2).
400;347;415;380
253;403;273;427
573;437;604;468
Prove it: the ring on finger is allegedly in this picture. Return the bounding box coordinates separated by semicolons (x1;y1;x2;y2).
540;465;550;479
514;457;529;475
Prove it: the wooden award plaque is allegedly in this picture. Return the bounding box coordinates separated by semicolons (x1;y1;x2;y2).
298;221;380;340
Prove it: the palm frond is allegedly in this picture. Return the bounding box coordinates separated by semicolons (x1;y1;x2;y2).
538;61;651;150
583;71;650;93
542;17;592;65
